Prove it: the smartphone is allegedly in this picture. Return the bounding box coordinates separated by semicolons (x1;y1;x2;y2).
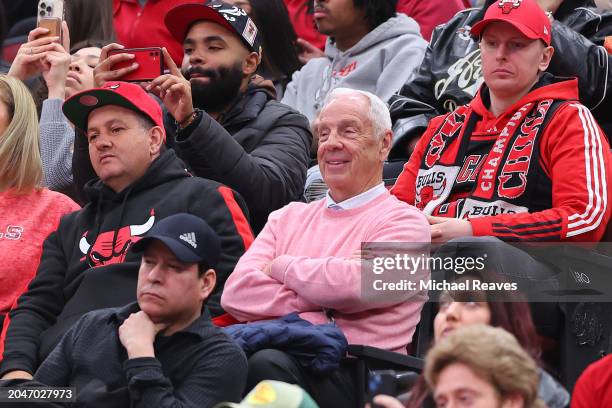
37;17;61;40
107;47;164;82
368;370;419;408
37;0;64;41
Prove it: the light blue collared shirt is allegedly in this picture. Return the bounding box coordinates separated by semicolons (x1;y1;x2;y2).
325;183;387;211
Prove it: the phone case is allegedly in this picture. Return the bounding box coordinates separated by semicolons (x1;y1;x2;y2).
37;17;61;38
108;48;165;82
37;0;65;22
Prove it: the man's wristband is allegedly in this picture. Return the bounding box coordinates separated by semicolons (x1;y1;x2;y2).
178;109;200;129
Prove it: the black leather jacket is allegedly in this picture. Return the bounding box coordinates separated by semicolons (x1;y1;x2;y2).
389;1;612;158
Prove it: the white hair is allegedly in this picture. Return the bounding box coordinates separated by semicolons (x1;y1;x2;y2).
319;88;392;139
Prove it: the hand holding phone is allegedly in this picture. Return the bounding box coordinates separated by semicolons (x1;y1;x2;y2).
37;0;65;43
7;25;65;81
145;47;194;125
107;47;165;82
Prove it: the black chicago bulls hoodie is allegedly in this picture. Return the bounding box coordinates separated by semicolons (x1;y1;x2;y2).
0;149;254;376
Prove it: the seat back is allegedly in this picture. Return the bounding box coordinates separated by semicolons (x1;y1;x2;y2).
383;159;407;189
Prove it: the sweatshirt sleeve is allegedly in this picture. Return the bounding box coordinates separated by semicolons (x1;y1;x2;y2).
375;23;428;103
124;341;246;408
39;98;75;191
221;207;320;322
0;227;72;376
469;103;611;242
280;68;301;111
175;106;311;221
188;184;254;318
570;356;609;408
266;204;430;313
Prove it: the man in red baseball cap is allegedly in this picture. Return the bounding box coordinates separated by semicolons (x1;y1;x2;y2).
392;0;611;243
0;80;253;380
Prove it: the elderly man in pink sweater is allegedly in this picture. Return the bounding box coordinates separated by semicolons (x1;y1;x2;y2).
221;88;429;407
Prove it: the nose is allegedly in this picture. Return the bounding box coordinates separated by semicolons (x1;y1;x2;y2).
444;302;460;321
188;48;205;66
321;129;343;150
146;263;163;284
69;59;81;72
93;133;112;150
495;43;508;60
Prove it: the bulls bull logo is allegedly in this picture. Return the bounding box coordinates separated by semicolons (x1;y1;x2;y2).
417;180;447;211
498;0;521;14
79;210;155;267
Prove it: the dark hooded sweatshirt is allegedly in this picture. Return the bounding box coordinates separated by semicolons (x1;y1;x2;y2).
0;149;253;377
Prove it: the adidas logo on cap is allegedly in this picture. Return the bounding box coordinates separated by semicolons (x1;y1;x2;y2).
179;232;197;248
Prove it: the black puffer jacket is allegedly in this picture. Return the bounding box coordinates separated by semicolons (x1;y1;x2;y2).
174;81;312;234
389;0;612;158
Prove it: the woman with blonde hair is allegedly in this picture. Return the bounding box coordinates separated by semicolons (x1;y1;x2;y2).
0;75;79;327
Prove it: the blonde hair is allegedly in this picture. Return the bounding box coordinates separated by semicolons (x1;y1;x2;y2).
0;75;42;192
424;325;546;408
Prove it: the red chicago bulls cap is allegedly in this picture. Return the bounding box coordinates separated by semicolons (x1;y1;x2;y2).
62;81;166;140
165;1;262;55
471;0;552;46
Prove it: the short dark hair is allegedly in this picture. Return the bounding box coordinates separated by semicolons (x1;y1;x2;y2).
353;0;397;30
197;262;216;311
135;112;156;132
197;261;210;278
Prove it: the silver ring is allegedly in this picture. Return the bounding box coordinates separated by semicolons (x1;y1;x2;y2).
28;48;34;55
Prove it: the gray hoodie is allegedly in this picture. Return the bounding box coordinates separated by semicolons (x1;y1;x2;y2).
282;13;428;122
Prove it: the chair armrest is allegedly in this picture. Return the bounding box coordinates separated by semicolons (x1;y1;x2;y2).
347;345;424;372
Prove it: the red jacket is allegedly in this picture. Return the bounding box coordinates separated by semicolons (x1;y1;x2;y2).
392;77;612;242
572;355;612;408
396;0;465;41
113;0;198;66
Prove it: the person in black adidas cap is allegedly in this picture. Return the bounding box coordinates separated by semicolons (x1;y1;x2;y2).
20;213;248;408
93;0;312;234
130;212;223;329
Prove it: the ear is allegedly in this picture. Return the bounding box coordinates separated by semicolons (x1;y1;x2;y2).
379;130;393;162
199;269;217;302
242;51;260;77
538;45;554;72
148;126;164;156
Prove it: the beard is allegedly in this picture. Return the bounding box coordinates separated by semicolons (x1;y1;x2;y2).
184;62;244;113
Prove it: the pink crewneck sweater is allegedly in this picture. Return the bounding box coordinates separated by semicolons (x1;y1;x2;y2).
222;191;430;353
0;189;79;314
